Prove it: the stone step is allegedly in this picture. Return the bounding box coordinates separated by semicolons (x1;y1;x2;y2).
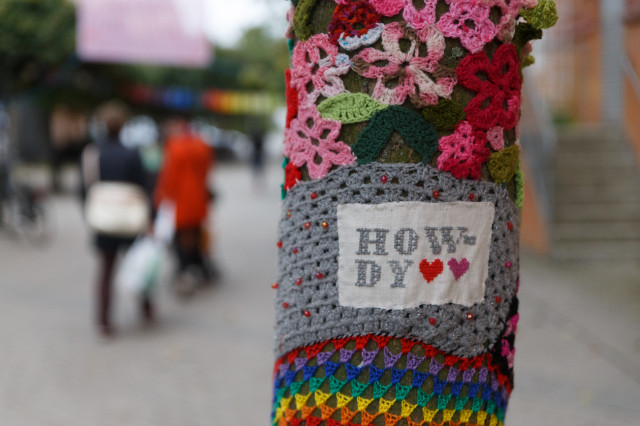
552;239;640;259
554;202;640;222
554;167;640;186
554;152;638;169
554;183;640;203
553;221;640;241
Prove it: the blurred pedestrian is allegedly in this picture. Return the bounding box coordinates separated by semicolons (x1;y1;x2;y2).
154;118;214;294
81;101;153;336
250;129;265;184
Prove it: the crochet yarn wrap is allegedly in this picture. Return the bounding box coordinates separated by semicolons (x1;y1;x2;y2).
275;0;557;424
275;163;520;359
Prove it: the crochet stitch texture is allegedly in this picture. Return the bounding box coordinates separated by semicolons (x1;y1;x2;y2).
276;1;557;424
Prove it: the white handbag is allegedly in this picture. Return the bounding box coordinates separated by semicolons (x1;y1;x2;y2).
85;182;150;237
82;144;150;237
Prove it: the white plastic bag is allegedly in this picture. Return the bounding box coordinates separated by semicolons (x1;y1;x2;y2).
154;201;176;244
116;236;165;296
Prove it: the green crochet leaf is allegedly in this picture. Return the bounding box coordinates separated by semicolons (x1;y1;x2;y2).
520;0;558;30
421;99;466;131
515;164;525;208
352;106;438;165
488;145;520;184
293;0;317;41
513;23;543;51
317;93;388;124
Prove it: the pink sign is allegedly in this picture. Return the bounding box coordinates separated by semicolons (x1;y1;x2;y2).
77;0;212;68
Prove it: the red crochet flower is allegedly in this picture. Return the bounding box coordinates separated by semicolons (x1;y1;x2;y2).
328;0;381;44
284;162;302;190
437;121;490;180
456;43;522;131
285;69;299;129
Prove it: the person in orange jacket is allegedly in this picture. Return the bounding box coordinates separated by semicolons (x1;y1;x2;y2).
154;118;214;290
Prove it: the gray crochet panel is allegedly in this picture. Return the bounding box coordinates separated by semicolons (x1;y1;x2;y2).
274;163;520;359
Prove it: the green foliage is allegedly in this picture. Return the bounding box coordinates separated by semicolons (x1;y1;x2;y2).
0;0;75;91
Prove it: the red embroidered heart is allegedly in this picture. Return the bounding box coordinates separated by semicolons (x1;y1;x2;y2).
419;259;444;283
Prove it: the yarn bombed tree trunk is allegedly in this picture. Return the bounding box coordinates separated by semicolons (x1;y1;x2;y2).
273;1;557;425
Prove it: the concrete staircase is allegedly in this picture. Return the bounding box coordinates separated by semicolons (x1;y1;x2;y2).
552;126;640;259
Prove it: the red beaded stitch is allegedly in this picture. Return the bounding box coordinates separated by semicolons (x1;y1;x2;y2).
304;222;311;229
495;296;502;303
310;192;318;200
272;283;279;289
507;222;514;230
315;272;324;279
466;313;474;320
429;318;437;325
276;241;283;248
469;193;476;201
433;190;440;198
295;277;303;286
304;310;312;317
292;247;299;254
505;261;512;268
282;302;290;309
380;175;388;183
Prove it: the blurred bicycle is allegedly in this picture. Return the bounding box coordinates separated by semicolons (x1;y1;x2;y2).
0;169;52;244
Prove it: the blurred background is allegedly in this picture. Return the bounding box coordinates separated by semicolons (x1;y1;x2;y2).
0;0;638;425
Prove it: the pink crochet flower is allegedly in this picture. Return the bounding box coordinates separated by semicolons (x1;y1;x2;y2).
284;106;355;179
487;126;504;151
485;0;524;42
291;34;350;107
403;0;438;29
437;121;490;180
367;0;405;16
367;0;437;29
437;0;497;53
352;22;455;107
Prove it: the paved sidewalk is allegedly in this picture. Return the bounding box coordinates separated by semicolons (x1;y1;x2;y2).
0;162;638;425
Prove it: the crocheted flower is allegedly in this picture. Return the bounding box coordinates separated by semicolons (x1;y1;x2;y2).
402;0;437;29
501;313;520;368
284;162;302;190
328;0;381;44
456;43;522;131
367;0;404;17
437;0;497;53
487;126;504;151
285;69;299;129
436;121;490;180
352;22;455;108
486;0;526;42
284;106;355;179
291;34;351;107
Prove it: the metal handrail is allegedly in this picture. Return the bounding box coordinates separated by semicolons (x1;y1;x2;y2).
622;53;640;103
519;74;558;223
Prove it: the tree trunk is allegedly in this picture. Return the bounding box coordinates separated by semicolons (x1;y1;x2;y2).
272;1;556;425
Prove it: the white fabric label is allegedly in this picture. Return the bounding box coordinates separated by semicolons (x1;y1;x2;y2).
337;201;495;309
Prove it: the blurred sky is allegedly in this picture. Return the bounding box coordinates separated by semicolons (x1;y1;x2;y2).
204;0;290;47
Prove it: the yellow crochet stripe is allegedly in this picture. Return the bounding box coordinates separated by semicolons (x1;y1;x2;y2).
273;399;504;426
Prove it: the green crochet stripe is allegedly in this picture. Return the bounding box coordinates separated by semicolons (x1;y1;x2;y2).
352;106;438;165
488;145;520;185
520;0;558;30
293;0;317;41
514;165;525;208
317;93;388;124
421;99;466;131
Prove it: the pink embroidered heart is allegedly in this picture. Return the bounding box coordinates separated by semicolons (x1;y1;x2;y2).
448;258;470;281
419;259;443;283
